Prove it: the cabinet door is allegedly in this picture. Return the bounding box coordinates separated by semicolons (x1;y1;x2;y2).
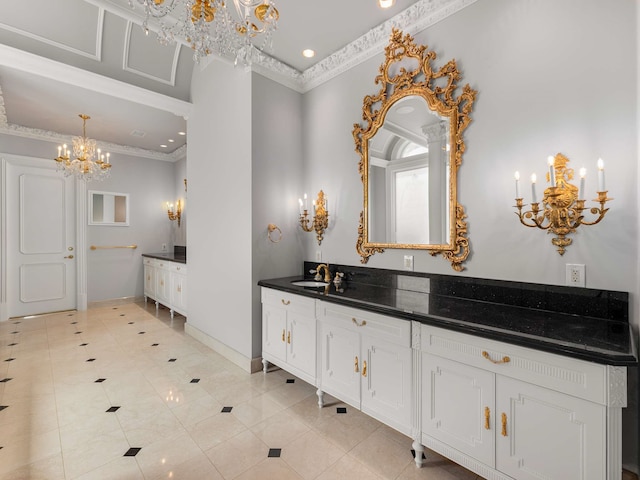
262;304;287;363
361;335;412;434
144;264;156;299
496;376;605;480
422;354;495;467
319;321;360;408
170;273;187;315
287;310;316;379
155;267;171;303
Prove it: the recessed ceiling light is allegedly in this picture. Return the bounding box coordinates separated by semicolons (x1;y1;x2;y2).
396;106;414;115
302;49;315;58
160;144;168;148
178;131;186;136
168;139;175;143
379;0;395;8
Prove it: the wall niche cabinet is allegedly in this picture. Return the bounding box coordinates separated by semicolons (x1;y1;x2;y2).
143;256;187;318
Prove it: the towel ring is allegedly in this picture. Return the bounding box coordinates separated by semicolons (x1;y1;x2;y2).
267;224;282;243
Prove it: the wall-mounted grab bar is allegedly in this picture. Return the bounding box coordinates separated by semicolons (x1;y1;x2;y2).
90;245;137;250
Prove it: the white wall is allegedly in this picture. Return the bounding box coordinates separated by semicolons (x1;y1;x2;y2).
87;153;175;302
172;156;187;247
301;0;638;470
187;58;254;363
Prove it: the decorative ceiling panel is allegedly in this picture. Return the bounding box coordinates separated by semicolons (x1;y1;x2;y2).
0;0;103;60
124;22;180;86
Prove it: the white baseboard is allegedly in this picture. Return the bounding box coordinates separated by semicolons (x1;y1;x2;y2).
185;323;262;374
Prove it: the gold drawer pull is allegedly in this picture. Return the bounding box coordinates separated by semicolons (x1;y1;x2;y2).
362;360;367;377
484;406;490;430
351;317;367;327
281;299;291;305
354;356;359;373
501;413;507;437
482;351;510;364
287;331;291;344
281;329;285;342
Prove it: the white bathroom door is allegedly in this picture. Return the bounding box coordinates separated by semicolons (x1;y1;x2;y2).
6;162;76;317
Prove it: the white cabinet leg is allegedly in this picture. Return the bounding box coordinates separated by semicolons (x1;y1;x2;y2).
262;358;269;373
154;301;159;311
170;309;174;319
412;439;424;467
316;389;325;408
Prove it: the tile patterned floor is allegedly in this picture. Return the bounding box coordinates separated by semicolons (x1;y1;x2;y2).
0;301;483;479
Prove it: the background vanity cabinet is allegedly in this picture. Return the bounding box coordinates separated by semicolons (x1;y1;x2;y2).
317;301;412;435
420;325;618;480
261;288;316;385
142;257;187;318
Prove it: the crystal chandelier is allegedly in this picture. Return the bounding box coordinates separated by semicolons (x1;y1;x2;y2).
129;0;279;64
54;114;112;182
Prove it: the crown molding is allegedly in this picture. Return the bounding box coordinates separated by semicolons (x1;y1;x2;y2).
0;122;182;162
252;0;478;93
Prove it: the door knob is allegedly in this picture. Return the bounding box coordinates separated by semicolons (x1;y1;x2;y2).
64;255;74;259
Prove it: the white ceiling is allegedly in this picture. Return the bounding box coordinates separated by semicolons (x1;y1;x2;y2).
0;0;473;161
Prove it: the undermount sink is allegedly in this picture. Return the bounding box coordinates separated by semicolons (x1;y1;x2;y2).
291;280;329;287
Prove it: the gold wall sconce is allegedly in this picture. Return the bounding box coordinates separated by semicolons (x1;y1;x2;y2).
514;153;612;255
299;190;329;245
167;200;182;227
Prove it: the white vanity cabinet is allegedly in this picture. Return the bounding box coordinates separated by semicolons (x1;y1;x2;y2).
317;301;413;436
142;256;187;318
419;324;623;480
261;288;316;385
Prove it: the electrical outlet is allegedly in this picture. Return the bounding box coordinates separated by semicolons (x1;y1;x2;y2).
566;264;585;287
403;255;414;271
161;243;167;252
316;250;322;262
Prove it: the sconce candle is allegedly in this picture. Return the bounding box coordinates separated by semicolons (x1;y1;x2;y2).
597;158;605;191
530;173;537;203
514;171;521;199
514;153;612;255
547;156;556;187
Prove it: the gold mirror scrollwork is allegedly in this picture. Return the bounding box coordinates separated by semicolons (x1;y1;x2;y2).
353;29;476;271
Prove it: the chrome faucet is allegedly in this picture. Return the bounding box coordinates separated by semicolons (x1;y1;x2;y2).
313;263;331;283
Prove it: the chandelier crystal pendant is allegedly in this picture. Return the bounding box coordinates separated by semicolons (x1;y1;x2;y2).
54;114;112;182
128;0;279;65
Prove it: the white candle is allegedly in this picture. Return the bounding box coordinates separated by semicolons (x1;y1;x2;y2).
514;171;521;198
531;173;537;203
547;156;556;187
579;168;586;200
57;145;62;157
597;158;605;191
106;153;110;164
298;198;303;214
312;200;316;213
304;193;308;211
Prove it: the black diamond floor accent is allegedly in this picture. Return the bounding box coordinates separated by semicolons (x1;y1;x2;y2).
221;406;233;413
123;447;141;457
4;358;15;362
337;407;347;414
7;343;17;347
113;307;118;310
75;331;82;334
12;321;20;324
70;321;78;325
106;406;121;413
0;378;12;383
168;358;177;362
138;332;145;335
79;343;88;346
411;449;427;460
120;314;125;317
95;378;106;383
286;379;295;384
128;322;134;325
268;448;282;458
86;358;96;362
151;344;159;347
0;406;8;412
68;313;74;316
190;378;200;383
10;332;18;334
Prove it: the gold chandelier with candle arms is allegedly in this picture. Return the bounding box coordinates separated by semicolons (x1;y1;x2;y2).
514;153;612;255
54;114;112;182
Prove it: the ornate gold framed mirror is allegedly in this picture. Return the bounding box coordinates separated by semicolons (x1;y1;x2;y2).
353;29;476;271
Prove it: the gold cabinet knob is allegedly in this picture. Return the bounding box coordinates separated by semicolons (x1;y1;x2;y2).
282;329;285;342
287;331;291;344
281;299;291;305
482;351;510;364
484;406;490;430
362;360;367;377
354;356;359;373
64;255;74;259
501;413;508;437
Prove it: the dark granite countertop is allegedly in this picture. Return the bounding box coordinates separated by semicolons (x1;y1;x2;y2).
142;252;187;264
258;272;637;367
